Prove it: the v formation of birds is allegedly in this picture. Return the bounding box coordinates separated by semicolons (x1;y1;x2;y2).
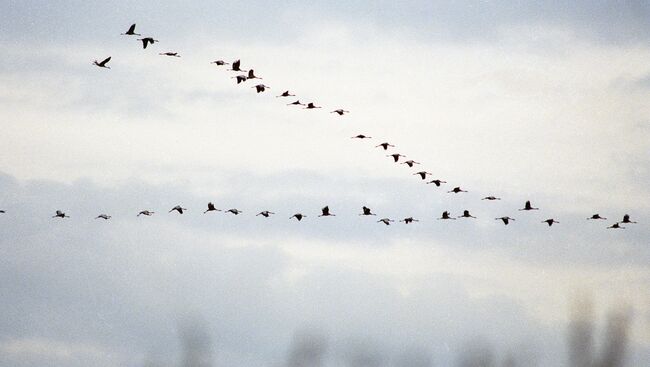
2;23;638;231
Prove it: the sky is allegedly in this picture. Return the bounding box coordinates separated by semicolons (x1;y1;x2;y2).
1;1;649;366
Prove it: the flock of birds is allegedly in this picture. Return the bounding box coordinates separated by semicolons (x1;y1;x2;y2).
6;23;637;230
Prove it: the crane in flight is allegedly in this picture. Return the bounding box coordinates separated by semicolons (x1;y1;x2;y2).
169;205;188;214
137;37;159;49
121;24;141;36
93;56;111;69
52;210;69;218
204;202;221;214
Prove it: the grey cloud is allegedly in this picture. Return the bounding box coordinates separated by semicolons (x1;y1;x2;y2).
2;1;650;48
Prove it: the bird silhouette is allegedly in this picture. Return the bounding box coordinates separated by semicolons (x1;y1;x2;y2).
496;216;515;225
95;214;111;220
331;109;349;115
359;206;376;216
276;91;295;97
351;134;371;139
211;60;229;65
93;56;111;69
426;179;446;186
543;219;559;226
401;160;420;167
608;222;625;229
232;75;248;84
137;37;158;49
621;214;637;224
387;153;406;162
399;217;419;224
159;52;180;57
138;210;154;216
226;209;242;215
52;210;69;218
0;210;5;213
228;59;245;72
458;210;476;219
247;69;262;79
319;206;335;217
204;202;221;214
413;171;432;180
448;186;468;193
121;23;141;36
375;142;395;150
519;201;539;211
287;100;305;106
438;211;455;220
482;196;501;201
253;84;269;93
169;205;187;214
587;214;607;220
378;218;394;225
256;211;275;217
304;103;321;109
290;213;306;221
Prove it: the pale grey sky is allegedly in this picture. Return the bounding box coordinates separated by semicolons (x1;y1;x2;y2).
1;1;649;366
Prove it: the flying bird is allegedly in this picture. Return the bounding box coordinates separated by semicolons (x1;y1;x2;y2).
496;216;515;225
378;218;394;225
95;214;111;220
359;206;376;216
458;210;476;219
247;69;262;79
351;134;371;139
621;214;637;224
542;219;559;226
304;103;322;109
448;186;468;194
319;206;335;217
204;202;221;214
138;210;154;216
137;37;158;49
276;91;295;97
399;217;419;224
387;153;406;162
169;205;188;214
52;210;69;218
608;222;625;229
438;211;455;220
287;100;305;106
226;209;242;215
253;84;269;93
375;142;395;150
256;211;275;217
519;200;539;211
482;196;501;201
413;171;432;180
401;160;420;167
211;60;229;65
232;75;247;84
331;109;350;115
290;213;306;221
93;56;111;69
587;214;607;220
0;210;5;213
121;23;141;36
426;179;447;187
159;52;180;57
228;59;245;71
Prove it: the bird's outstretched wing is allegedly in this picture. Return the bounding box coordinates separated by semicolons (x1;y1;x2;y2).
128;24;136;33
99;56;111;66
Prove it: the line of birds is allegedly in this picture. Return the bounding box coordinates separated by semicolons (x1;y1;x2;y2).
81;22;638;231
0;206;636;229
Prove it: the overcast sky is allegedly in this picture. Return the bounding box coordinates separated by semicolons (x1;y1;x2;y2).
1;1;649;367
